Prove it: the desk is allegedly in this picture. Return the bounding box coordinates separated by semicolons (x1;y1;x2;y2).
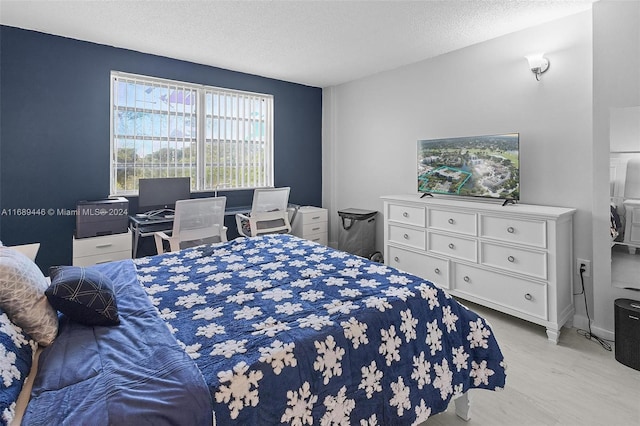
129;206;252;258
129;215;174;258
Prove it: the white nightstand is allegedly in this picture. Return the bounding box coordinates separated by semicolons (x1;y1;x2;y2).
291;206;328;245
72;231;132;266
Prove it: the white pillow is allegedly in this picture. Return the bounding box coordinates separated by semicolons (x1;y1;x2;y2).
0;247;58;346
8;243;40;262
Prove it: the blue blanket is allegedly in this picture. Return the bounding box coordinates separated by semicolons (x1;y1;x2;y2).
135;234;506;425
22;260;213;425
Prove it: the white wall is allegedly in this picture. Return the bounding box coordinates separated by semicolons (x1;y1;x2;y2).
592;0;640;337
323;12;594;328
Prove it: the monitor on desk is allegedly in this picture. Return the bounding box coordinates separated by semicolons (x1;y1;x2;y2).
138;177;191;215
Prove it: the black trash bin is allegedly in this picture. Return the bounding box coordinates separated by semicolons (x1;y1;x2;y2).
337;208;382;261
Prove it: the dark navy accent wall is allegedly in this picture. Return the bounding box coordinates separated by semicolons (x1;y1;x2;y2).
0;26;322;271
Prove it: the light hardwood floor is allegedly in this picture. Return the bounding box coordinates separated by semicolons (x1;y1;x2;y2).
425;300;640;426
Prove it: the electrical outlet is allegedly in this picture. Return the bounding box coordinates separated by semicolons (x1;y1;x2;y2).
576;258;591;277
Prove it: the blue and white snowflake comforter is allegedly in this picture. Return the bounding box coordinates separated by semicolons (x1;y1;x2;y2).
134;234;506;425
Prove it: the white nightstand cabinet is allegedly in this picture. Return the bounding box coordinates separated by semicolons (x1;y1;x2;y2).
291;206;328;245
72;231;132;266
382;195;576;343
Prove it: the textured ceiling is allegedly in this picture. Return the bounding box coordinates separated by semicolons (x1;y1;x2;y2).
0;0;595;87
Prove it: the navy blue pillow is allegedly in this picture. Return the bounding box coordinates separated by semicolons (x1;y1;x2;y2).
46;266;120;326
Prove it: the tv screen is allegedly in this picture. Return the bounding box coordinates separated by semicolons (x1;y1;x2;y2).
417;133;519;201
138;177;191;213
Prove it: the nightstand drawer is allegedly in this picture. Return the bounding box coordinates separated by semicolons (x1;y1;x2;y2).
73;232;131;256
306;233;328;246
295;207;328;225
300;221;327;236
73;232;132;266
72;251;130;267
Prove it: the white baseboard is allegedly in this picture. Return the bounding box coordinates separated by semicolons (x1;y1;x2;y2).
571;313;614;341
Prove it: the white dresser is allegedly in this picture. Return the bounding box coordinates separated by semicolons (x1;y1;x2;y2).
382;195;576;343
291;206;328;245
72;231;132;266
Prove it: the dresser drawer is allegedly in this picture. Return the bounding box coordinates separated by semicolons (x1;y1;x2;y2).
295;207;328;225
428;232;477;262
73;232;131;256
388;246;449;289
480;215;547;248
388;204;426;227
453;263;547;320
388;225;426;250
480;242;547;280
428;208;476;236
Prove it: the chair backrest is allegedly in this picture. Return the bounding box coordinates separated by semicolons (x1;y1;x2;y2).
249;187;291;235
173;197;227;249
251;187;290;213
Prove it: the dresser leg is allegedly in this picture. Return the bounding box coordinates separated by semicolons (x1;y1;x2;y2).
546;327;560;344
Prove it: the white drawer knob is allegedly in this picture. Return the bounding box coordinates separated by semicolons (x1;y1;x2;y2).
448;218;455;224
434;268;440;274
508;255;515;263
448;243;455;249
394;256;400;262
403;212;409;217
524;293;533;301
463;276;470;282
404;234;409;239
507;226;515;234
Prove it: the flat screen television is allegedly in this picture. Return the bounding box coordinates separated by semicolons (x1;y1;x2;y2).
417;133;519;202
138;177;191;214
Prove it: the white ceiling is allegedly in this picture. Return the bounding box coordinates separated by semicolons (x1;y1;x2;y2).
0;0;595;88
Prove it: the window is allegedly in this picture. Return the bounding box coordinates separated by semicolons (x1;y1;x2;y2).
110;71;274;195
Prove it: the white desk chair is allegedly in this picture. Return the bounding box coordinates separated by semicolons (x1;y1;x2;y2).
235;187;292;237
155;197;227;254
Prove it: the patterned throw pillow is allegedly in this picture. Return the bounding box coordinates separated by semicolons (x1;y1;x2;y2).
46;266;120;326
0;308;36;426
0;248;58;346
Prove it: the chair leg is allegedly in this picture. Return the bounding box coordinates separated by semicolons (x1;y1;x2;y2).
154;234;165;255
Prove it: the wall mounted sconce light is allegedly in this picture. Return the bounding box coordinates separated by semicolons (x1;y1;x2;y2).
525;53;550;81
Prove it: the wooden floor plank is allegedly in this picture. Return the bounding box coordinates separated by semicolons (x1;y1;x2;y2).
424;300;640;426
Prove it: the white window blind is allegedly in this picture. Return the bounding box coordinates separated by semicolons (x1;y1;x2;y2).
110;72;273;195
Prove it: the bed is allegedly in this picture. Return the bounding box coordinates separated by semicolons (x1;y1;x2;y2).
3;234;506;425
